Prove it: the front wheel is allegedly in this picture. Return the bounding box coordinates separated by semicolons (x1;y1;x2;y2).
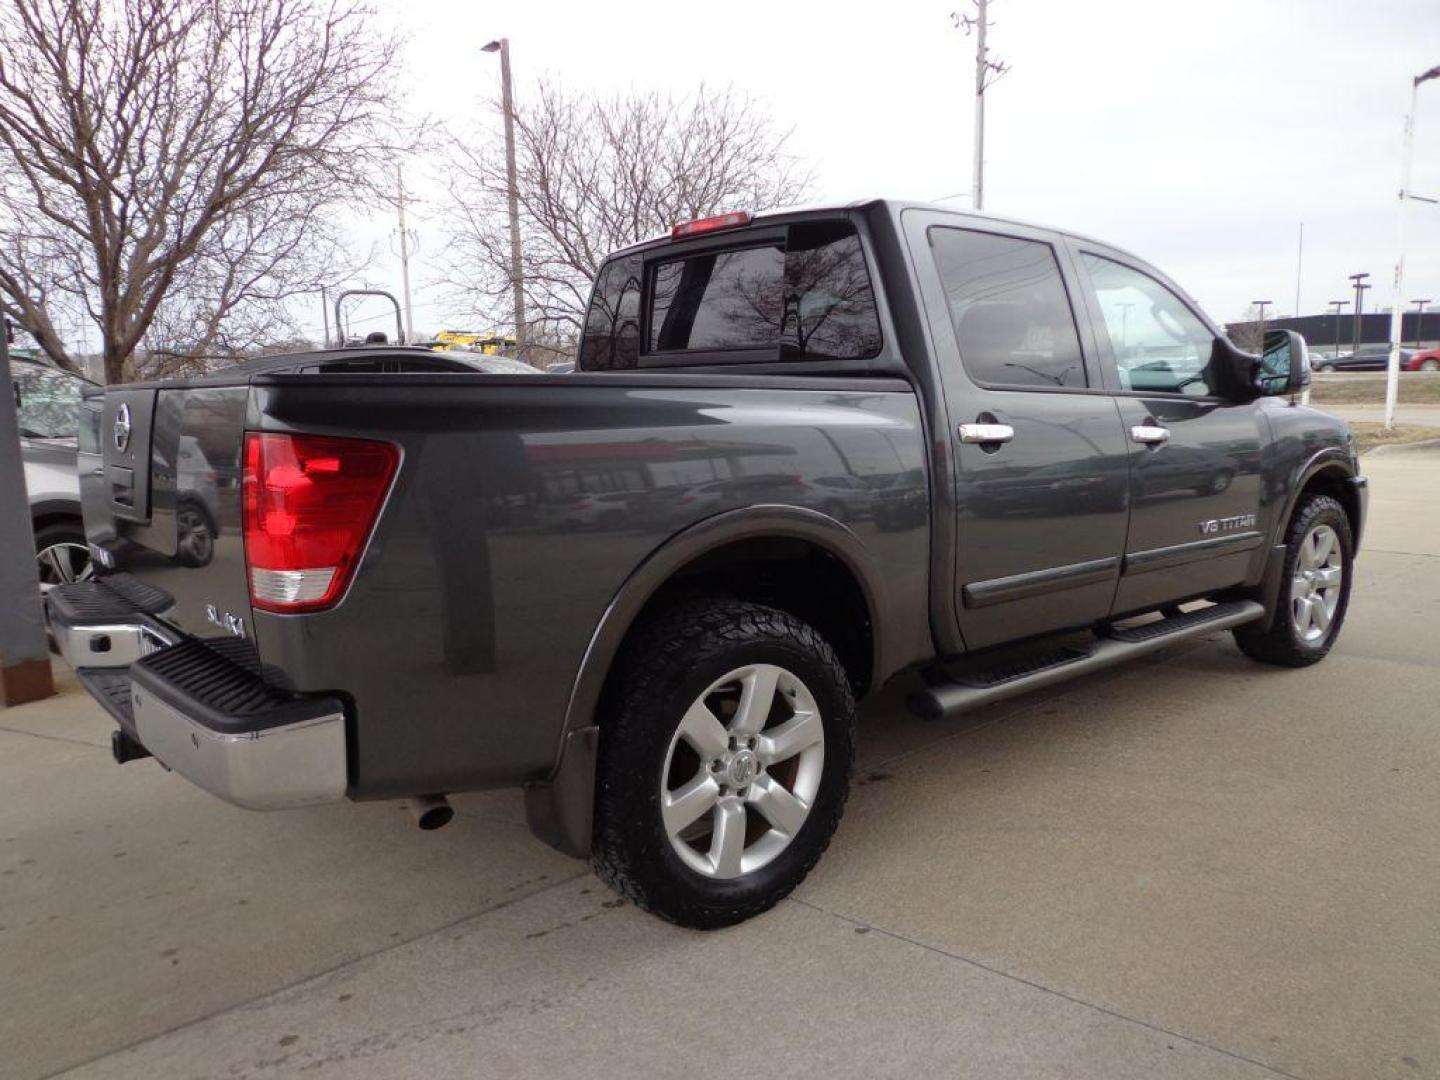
1234;494;1353;667
592;596;855;928
1421;358;1440;372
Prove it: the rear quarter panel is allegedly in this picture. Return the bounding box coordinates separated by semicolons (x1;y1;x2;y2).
247;374;930;798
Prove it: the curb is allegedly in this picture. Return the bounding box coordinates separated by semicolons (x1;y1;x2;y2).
1364;437;1440;456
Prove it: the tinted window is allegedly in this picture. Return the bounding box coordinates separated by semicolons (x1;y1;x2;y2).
783;221;882;360
578;253;643;370
929;228;1085;388
651;244;784;353
1081;254;1217;396
643;219;882;361
14;363;84;439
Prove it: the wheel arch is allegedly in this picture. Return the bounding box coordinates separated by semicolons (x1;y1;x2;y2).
1252;449;1364;628
1274;450;1363;551
524;505;892;858
30;499;85;539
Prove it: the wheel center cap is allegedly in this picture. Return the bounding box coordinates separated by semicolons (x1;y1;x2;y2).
727;750;757;787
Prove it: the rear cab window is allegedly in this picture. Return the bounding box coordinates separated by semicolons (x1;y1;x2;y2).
578;217;881;370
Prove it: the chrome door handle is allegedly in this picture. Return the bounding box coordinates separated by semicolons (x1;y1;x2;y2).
958;423;1015;444
1130;424;1170;445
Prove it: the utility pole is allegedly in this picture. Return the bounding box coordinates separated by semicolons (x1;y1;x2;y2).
1387;65;1440;427
1328;299;1350;360
321;286;331;349
396;166;414;345
0;322;54;706
1413;299;1433;348
1349;272;1371;358
952;3;1009;212
483;37;528;358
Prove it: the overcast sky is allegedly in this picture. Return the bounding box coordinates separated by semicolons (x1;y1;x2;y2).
335;0;1440;341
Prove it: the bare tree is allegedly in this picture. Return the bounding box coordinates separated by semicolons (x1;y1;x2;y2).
1229;304;1270;353
0;0;406;383
439;81;811;359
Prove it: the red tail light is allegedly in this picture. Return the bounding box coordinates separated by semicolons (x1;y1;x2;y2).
242;433;399;613
671;210;751;238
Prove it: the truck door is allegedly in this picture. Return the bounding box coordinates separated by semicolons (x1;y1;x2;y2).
1069;246;1266;615
906;213;1131;651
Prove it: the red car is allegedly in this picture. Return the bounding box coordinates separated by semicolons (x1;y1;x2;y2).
1405;346;1440;372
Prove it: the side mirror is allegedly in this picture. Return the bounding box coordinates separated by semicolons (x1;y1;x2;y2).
1257;329;1310;396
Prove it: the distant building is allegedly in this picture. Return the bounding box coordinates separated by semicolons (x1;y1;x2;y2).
1226;311;1437;357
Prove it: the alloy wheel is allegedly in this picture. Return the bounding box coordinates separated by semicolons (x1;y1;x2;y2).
660;663;825;879
1291;524;1343;644
35;541;93;594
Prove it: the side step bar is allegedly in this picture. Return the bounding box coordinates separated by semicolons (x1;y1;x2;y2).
908;600;1265;722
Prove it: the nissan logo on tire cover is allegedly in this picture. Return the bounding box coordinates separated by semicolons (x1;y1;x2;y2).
114;402;131;453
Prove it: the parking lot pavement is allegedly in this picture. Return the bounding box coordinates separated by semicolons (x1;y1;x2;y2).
3;450;1437;1080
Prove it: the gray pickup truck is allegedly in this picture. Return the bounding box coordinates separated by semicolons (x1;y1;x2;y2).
48;200;1366;928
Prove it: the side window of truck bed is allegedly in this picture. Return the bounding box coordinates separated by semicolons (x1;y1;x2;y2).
928;227;1087;389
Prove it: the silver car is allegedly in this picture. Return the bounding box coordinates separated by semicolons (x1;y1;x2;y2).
14;358;92;591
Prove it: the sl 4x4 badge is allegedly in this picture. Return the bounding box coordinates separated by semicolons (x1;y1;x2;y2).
1199;513;1257;535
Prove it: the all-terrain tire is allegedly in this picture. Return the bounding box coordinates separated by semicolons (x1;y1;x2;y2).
1233;494;1353;667
591;595;855;929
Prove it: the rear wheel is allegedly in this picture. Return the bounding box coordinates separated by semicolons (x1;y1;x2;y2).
34;521;92;594
592;595;855;929
1234;494;1352;667
1421;358;1440;372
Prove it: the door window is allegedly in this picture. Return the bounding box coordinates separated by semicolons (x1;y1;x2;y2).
928;227;1086;389
1081;254;1217;396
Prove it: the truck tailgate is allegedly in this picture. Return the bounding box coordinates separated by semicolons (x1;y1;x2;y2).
80;385;254;644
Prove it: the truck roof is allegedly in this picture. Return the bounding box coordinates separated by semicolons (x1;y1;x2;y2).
603;197;1111;260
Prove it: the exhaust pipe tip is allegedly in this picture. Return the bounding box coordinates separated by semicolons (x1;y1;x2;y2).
409;794;453;831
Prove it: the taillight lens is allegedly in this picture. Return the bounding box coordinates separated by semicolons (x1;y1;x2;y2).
242;433;399;613
670;210;751;238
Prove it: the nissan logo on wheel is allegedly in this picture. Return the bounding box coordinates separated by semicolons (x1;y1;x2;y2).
113;402;131;453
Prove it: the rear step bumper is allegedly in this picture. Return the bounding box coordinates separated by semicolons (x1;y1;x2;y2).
45;573;177;669
47;580;348;810
909;600;1265;722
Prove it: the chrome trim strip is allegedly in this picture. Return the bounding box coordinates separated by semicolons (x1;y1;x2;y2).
962;556;1120;609
1123;531;1263;575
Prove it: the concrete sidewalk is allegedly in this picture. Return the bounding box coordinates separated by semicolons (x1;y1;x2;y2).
2;452;1438;1080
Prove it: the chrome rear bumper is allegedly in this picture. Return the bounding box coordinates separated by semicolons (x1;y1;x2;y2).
46;578;349;810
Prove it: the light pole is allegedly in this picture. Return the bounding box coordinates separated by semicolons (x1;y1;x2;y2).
1385;64;1440;427
1328;299;1350;360
1413;299;1433;348
1253;300;1273;350
1348;272;1371;358
482;37;527;359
